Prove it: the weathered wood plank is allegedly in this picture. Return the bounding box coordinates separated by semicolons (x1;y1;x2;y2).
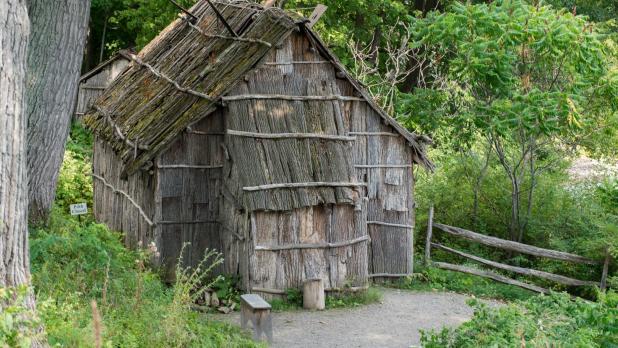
432;243;599;287
434;223;599;265
433;261;550;294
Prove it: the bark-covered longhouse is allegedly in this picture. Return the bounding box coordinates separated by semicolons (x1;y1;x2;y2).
84;0;433;296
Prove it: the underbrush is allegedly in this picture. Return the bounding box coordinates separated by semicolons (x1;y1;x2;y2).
15;122;260;347
29;211;260;347
388;262;535;302
421;291;618;347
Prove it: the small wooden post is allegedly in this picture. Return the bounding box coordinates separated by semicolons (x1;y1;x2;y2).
600;247;611;292
303;278;325;310
424;205;434;265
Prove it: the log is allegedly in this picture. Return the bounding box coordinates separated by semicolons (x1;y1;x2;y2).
432;243;599;287
251;286;370;294
255;235;369;251
367;221;413;229
600;248;611;291
424;206;434;265
251;287;286;295
433;261;550;294
243;181;367;192
227;129;355;141
303;279;325;310
434;223;599;265
222;94;365;102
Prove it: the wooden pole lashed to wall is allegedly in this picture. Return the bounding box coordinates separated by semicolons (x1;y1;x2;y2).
424;205;434;265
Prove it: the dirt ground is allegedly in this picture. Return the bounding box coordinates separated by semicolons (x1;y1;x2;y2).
212;288;502;348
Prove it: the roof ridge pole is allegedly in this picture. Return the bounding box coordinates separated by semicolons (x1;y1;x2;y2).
205;0;239;37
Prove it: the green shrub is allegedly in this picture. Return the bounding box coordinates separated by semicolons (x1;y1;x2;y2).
0;286;41;348
420;291;618;347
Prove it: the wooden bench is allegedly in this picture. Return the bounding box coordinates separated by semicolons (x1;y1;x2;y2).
240;294;273;343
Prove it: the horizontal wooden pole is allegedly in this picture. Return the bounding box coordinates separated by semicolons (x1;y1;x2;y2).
354;164;412;169
367;221;413;229
157;220;219;225
432;243;599;287
251;286;370;295
156;164;223;169
368;273;411;278
186;129;225;136
222;94;365;102
251;287;286;295
434;223;599;265
433;261;550;294
255;235;369;251
348;132;398;137
243;182;367;192
227;129;355;141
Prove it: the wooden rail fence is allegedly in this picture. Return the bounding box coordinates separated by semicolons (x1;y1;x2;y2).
424;206;612;294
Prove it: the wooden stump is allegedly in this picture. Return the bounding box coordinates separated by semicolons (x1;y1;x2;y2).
240;294;273;343
303;278;325;310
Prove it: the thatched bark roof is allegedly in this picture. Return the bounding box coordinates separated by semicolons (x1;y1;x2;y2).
84;0;432;175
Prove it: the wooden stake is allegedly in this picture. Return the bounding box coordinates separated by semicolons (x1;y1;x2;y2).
424;205;434;265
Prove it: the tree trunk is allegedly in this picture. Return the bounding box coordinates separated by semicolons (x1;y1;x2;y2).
26;0;91;223
0;0;36;311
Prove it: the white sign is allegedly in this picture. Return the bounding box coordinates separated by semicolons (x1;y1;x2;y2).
70;203;88;216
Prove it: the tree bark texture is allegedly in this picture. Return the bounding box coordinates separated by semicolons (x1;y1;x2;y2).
0;0;31;290
26;0;91;222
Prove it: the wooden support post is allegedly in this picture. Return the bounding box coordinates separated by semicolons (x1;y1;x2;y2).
600;247;611;291
303;278;325;310
424;205;434;265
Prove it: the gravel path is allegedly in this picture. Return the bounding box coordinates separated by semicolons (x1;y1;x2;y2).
213;288;502;348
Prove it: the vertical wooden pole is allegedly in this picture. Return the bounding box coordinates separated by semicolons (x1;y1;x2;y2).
600;247;611;292
424;205;434;266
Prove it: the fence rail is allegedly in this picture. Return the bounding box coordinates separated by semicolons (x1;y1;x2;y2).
424;206;612;294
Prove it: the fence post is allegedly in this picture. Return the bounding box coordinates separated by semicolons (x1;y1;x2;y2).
424;205;434;266
600;247;611;292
